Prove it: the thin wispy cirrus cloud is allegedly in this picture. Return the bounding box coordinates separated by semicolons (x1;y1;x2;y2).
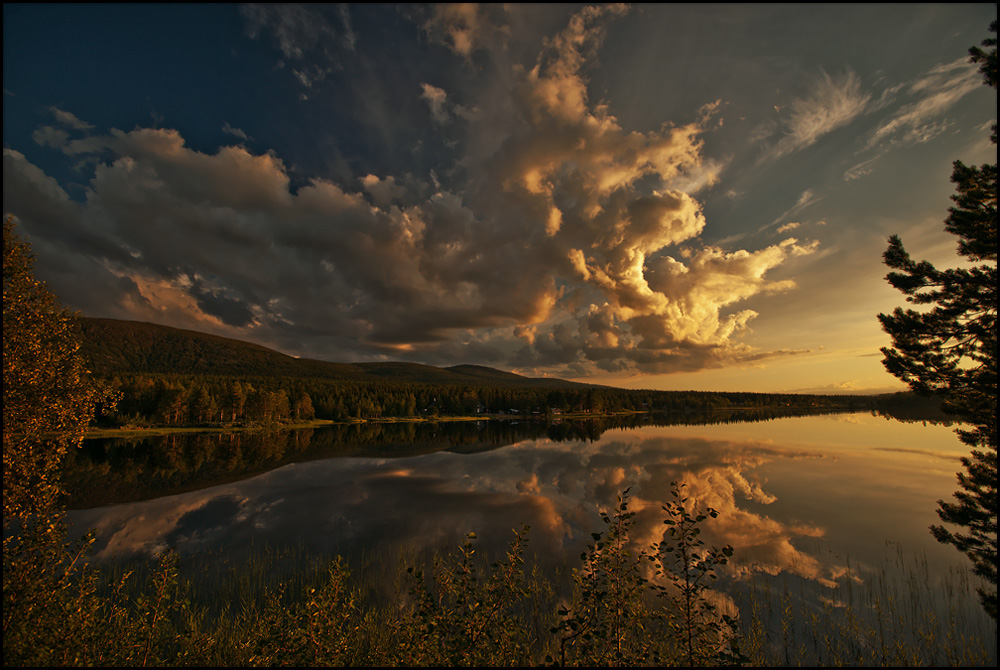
869;56;986;148
2;3;995;391
240;3;356;94
844;54;987;180
764;70;871;162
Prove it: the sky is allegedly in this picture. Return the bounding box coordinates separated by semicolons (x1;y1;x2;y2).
3;3;996;394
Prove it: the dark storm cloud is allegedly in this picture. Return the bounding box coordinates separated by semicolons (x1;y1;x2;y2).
189;281;256;329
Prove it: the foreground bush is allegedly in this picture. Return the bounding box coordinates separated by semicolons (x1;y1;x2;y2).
5;485;741;667
3;485;995;667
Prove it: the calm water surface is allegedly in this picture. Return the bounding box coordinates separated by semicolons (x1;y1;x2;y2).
66;411;995;658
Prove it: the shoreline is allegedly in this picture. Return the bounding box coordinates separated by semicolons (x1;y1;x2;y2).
82;405;875;439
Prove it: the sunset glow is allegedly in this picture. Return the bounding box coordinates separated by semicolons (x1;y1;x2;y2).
3;4;995;393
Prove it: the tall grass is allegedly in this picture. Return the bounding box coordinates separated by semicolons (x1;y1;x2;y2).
728;541;995;666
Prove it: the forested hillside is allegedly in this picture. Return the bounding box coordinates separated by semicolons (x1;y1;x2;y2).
76;317;877;428
77;317;578;387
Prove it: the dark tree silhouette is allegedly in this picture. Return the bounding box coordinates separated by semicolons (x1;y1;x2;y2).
878;21;997;619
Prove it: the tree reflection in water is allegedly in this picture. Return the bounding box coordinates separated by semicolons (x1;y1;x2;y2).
64;410;993;661
63;408;860;508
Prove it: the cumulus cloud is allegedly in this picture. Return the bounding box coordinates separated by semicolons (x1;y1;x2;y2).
420;82;450;124
31;125;70;149
4;5;817;375
360;173;408;208
423;3;509;58
32;108;99;154
4;149;78;231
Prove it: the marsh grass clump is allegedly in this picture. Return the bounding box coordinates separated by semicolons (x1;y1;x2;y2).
730;542;996;667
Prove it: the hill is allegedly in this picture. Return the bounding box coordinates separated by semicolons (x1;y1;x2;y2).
75;317;591;389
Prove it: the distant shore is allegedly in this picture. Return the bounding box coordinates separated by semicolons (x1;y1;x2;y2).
82;405;882;440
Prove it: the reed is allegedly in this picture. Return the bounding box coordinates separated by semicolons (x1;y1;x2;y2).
726;541;995;667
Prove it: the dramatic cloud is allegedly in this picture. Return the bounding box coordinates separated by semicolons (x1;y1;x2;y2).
423;3;510;58
5;5;819;376
67;428;851;590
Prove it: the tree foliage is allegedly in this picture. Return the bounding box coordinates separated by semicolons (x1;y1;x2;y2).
878;21;997;619
548;486;741;667
654;484;739;666
3;216;102;520
3;216;120;664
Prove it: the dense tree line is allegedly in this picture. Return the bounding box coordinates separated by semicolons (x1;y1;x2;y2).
91;372;875;428
67;407;866;510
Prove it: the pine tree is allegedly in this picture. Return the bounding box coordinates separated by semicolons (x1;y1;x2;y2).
878;22;997;619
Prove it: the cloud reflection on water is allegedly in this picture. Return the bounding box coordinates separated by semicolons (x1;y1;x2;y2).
68;423;866;591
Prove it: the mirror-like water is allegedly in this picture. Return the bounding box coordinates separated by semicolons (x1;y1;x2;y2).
65;411;995;661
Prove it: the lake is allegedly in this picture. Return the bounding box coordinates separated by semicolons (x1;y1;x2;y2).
64;410;996;662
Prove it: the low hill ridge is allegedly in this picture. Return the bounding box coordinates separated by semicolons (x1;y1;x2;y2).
75;317;588;388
